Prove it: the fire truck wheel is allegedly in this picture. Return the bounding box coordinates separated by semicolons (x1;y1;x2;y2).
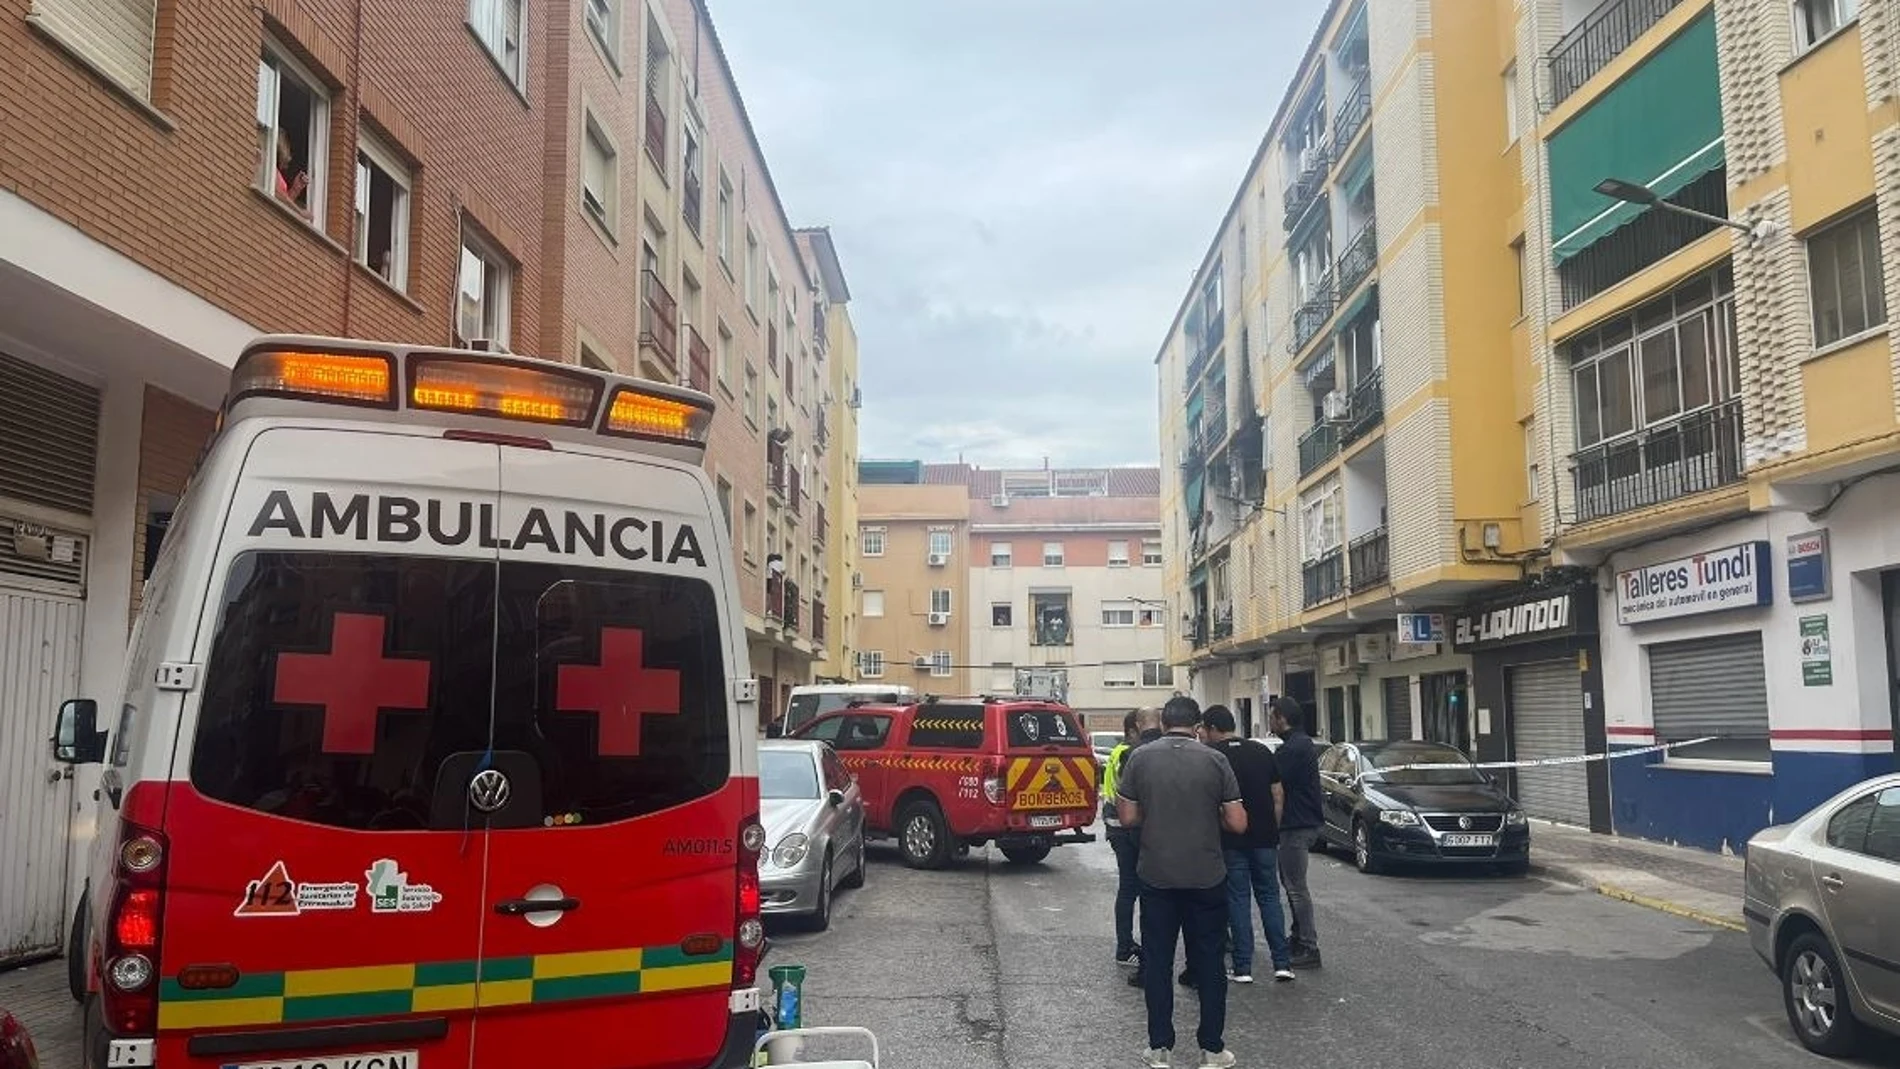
1000;844;1052;865
898;799;952;869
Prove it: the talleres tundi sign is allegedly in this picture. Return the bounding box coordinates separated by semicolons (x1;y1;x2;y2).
1615;541;1772;625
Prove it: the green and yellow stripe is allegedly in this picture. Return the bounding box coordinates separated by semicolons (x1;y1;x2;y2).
157;942;733;1030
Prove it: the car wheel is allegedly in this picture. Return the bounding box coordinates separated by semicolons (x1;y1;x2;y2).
898;799;952;869
67;895;88;1002
840;834;867;890
1353;821;1384;875
1000;844;1051;865
808;854;834;932
1783;931;1861;1056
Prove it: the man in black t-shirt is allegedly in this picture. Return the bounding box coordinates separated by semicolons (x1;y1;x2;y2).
1272;695;1324;968
1203;705;1293;983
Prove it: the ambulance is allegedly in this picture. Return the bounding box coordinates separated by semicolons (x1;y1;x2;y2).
51;338;766;1069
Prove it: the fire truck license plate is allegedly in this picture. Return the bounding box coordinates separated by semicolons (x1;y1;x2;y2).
1015;790;1086;810
1028;814;1064;828
234;1050;418;1069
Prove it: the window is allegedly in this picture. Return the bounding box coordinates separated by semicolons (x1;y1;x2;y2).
928;531;953;558
862;590;885;618
715;477;732;533
584;0;618;62
742;501;759;562
256;43;329;224
1104;670;1138;689
1827;792;1878;850
1795;0;1858;51
744;228;761;312
859;651;885;679
682;123;703;237
468;0;524;85
991;603;1012;627
642;18;670;164
1107;540;1130;567
1512;238;1528;320
1043;541;1065;567
929;588;952;616
742;363;759;423
1867;787;1900;862
1031;593;1071;646
1569;267;1738;449
712;322;733;387
1138;605;1163;628
1524;421;1541;502
1140;660;1175;688
354;133;411;289
1502;61;1519;144
1142;539;1163;566
1299;479;1343;561
990;542;1012;567
1650;632;1770;763
1101;603;1135;628
32;0;159;97
717;171;735;269
456;230;511;348
581;112;618;231
930;650;953;678
860;529;885;557
1808;208;1887;347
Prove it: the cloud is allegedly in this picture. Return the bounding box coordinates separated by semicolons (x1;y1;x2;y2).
708;0;1328;465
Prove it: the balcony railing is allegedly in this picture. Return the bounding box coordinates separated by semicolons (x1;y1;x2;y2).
1184;616;1208;650
1211;605;1234;642
1302;549;1346;608
783;580;801;632
1336;221;1377;297
787;466;803;517
1571;399;1744;523
812;599;826;643
815;503;828;544
1334;75;1371;149
1282;143;1331;231
644;94;667;164
1339;368;1384;448
1186;307;1225;382
1203;407;1228;452
767;576;785;620
640;270;678;368
1297;421;1339;478
1348;527;1389;592
1547;0;1686;106
1289;274;1337;354
683;168;702;236
684;324;712;393
766;441;787;499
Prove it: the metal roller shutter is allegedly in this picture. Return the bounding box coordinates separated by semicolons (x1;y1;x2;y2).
1649;632;1768;760
1507;660;1590;827
1382;675;1413;740
0;352;100;518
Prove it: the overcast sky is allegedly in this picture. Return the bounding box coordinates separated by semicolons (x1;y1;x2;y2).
710;0;1327;468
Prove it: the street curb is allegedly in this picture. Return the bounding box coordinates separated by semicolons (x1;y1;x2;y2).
1529;859;1745;932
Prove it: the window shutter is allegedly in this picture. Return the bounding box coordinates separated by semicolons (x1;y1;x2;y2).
32;0;158;97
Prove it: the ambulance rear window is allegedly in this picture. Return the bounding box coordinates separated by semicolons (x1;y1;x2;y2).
1003;707;1086;749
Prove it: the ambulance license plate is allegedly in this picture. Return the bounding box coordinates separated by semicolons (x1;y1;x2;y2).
1028;814;1064;828
1442;834;1495;847
233;1049;418;1069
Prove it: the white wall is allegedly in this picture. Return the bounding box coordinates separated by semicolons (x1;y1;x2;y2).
968;548;1169;711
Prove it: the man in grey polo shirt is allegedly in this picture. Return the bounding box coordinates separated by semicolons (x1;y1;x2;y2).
1117;695;1247;1069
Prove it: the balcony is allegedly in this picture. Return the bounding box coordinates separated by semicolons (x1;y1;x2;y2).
787;466;803;517
1571;399;1743;523
1203;407;1228;453
812;599;826;643
1183;615;1208;650
1297;421;1339;479
683;324;712;393
644;94;666;164
1547;0;1687;106
639;270;678;368
1186;307;1225;383
1302;549;1346;608
1338;368;1384;448
1289;274;1337;354
1282;143;1331;231
683;167;702;236
766;576;785;620
1336;221;1377;297
783;580;801;633
815;503;828;545
1211;604;1234;642
1334;75;1371;150
1347;527;1389;592
766;440;788;500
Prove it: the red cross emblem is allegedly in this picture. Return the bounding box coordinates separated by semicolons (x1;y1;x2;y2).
556;627;682;757
272;612;432;755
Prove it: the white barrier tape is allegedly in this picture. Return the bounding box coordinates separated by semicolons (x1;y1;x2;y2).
1365;736;1718;774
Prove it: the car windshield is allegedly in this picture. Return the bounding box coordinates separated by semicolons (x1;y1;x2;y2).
760;749;821;800
1363;743;1487;787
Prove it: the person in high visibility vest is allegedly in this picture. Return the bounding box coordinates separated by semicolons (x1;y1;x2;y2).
1105;707;1161;973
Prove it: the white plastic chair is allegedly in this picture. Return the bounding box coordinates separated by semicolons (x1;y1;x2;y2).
752;1025;881;1068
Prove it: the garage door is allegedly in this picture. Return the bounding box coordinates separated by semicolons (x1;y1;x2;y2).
1649;632;1768;762
1507;660;1590;827
1381;675;1412;740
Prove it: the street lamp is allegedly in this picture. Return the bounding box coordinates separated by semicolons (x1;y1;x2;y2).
1594;177;1776;244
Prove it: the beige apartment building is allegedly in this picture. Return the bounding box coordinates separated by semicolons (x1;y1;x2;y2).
856;464;973;695
798;228;864;684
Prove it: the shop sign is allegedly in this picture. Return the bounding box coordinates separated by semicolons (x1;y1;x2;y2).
1787;530;1831;604
1616;541;1772;625
1397;613;1445;644
1450;585;1595;652
1799;615;1832;687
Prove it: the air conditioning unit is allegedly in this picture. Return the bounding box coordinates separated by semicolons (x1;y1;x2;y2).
1321;643;1357;674
990;494;1009;508
850;572;864;589
927;552;949;567
913;656;933;670
927;611;950;626
1354;633;1392;663
1322;391;1350;422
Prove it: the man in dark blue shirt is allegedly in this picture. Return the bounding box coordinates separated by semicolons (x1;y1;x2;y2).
1271;695;1323;968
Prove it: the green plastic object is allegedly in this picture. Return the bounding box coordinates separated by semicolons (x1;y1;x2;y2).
768;964;807;1030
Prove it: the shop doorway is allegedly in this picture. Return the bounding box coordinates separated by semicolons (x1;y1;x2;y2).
1235;696;1255;738
1323;684;1361;742
1421;670;1470;753
1282;670;1317;734
1885;572;1900;772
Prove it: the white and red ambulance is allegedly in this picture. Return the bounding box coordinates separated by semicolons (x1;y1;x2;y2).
52;338;766;1069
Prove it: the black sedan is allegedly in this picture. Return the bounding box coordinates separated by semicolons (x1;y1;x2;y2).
1317;740;1530;875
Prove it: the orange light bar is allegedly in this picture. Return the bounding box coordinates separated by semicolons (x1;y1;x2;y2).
603;387;711;444
232;350;394;405
409;359;600;426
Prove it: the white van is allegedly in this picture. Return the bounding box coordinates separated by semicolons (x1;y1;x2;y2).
52;338;766;1069
774;683;917;737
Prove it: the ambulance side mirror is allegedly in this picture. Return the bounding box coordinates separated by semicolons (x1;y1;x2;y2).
54;699;107;765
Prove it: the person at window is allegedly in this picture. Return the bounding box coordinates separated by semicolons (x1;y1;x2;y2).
274;136;310;217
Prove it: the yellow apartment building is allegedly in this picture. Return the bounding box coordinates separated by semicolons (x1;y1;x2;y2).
797;228;864;683
856;465;972;694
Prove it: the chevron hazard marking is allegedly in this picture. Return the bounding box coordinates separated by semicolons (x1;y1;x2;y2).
1009;755;1087;810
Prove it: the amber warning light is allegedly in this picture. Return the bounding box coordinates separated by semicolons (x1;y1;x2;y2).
232;350;394;405
604;387;710;444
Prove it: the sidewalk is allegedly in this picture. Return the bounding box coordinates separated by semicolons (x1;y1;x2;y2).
0;958;79;1069
1528;819;1746;931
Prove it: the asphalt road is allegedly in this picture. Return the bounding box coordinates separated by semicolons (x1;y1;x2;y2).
763;827;1900;1069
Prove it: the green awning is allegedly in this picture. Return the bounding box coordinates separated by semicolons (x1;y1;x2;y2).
1189;564;1207;589
1185;475;1205;524
1186;392;1205;426
1339;148;1374;201
1547;10;1723;264
1336;280;1378;327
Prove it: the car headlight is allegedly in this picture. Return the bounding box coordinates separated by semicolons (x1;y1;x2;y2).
1505;809;1528;826
1378;810;1422;827
772;833;810;869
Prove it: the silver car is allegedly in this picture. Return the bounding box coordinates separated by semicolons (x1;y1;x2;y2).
759;739;868;930
1744;771;1900;1057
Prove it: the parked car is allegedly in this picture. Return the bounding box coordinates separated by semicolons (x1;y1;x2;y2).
1744;772;1900;1057
1318;740;1530;875
774;683;919;737
794;697;1098;868
759;739;868;930
1091;732;1121;783
0;1008;37;1069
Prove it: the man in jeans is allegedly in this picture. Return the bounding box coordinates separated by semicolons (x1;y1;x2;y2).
1103;708;1160;970
1117;696;1247;1069
1202;705;1294;984
1271;696;1323;968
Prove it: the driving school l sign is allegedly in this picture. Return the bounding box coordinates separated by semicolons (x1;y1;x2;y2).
1615;541;1772;625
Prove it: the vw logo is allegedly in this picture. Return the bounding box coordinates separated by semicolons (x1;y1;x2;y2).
469;769;512;813
1458;815;1473;830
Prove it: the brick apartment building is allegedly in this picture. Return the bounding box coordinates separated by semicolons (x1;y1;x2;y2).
0;0;847;962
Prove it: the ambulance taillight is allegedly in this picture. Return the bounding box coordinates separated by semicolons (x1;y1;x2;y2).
101;785;170;1037
735;817;766;986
